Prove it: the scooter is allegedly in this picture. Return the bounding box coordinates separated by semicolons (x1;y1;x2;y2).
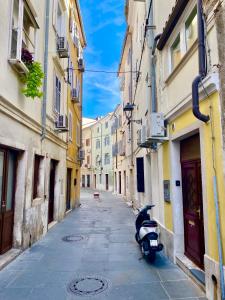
135;205;163;262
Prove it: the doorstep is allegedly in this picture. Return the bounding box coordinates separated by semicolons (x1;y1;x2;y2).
65;209;72;215
0;248;22;271
176;254;206;292
48;220;58;230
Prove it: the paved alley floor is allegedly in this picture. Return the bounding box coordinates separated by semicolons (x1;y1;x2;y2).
0;189;206;300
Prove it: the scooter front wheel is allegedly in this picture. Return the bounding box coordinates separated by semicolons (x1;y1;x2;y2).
135;233;140;244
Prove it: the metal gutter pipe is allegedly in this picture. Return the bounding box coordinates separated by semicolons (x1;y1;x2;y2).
151;34;161;113
213;176;225;300
41;0;50;140
192;0;210;123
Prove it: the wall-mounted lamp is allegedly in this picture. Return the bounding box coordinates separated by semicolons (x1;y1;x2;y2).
123;103;142;125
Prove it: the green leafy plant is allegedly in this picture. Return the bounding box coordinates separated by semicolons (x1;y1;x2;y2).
21;61;44;99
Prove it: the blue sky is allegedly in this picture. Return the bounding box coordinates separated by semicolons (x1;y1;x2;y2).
79;0;126;118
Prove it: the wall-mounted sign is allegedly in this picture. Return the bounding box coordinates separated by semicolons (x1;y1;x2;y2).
164;180;170;202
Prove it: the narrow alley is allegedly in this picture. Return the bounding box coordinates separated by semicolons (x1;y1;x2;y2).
0;190;205;300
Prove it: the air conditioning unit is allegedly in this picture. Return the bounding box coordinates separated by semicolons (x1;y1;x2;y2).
71;88;79;103
87;149;91;153
55;115;68;132
149;113;165;137
57;37;69;58
87;164;91;169
78;58;84;72
78;149;85;160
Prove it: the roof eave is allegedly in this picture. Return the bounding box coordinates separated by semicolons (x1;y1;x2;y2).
157;0;189;51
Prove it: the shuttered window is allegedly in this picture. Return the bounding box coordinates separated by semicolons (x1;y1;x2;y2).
55;75;61;113
136;157;145;193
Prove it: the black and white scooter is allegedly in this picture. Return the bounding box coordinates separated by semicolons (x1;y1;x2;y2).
135;205;163;262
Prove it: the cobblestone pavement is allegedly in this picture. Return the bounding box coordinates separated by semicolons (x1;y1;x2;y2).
0;189;206;299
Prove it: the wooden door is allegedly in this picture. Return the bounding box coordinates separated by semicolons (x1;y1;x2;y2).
94;174;96;189
66;169;72;211
48;160;57;224
181;134;205;268
87;175;90;188
82;175;85;187
105;174;109;190
119;172;121;194
0;149;17;254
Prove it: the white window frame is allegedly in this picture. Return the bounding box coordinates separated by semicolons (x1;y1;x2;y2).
53;0;65;37
9;0;38;62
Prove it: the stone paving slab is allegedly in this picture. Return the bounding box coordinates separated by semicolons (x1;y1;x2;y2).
0;189;206;299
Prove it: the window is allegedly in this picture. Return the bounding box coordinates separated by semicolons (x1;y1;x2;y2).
104;135;110;146
185;6;197;50
105;122;108;129
87;155;90;164
53;0;65;37
171;34;181;70
104;153;110;165
68;111;73;141
76;123;80;146
33;155;43;199
10;0;38;62
86;139;90;146
96;155;101;166
97;127;100;133
96;139;100;149
54;75;61;113
136;157;145;193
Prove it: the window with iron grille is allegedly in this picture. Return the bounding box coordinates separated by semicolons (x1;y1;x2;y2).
104;135;110;146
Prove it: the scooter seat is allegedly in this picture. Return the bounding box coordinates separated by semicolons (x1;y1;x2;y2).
141;220;157;227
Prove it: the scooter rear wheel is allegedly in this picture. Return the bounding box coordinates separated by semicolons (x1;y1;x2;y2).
147;251;156;263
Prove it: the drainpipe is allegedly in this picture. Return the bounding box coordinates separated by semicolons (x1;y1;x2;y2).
151;33;161;113
130;34;134;167
41;0;50;140
192;0;210;123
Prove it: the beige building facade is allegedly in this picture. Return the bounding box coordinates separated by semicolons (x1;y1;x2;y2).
0;0;85;257
119;0;225;298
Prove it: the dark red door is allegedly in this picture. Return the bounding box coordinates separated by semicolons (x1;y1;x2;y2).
181;159;205;268
66;169;72;211
0;149;17;254
48;160;57;224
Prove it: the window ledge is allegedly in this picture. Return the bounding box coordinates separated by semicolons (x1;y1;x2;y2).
165;40;198;86
8;59;29;75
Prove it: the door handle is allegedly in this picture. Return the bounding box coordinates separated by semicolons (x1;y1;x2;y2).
196;209;201;218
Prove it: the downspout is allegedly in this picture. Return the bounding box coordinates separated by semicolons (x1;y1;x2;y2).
41;0;50;140
192;0;210;123
151;34;161;113
130;34;134;167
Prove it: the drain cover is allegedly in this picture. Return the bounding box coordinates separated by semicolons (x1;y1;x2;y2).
68;276;108;296
62;235;84;242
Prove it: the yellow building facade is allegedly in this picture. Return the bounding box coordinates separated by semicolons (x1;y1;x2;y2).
66;0;86;211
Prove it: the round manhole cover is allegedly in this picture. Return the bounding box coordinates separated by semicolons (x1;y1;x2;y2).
62;235;84;242
68;276;108;296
